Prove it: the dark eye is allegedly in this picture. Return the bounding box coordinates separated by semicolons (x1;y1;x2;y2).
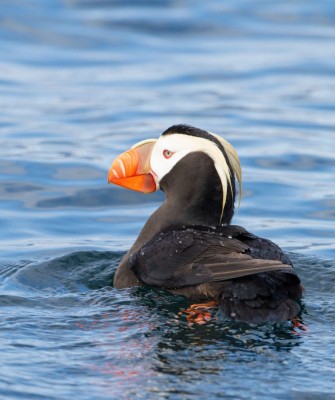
163;149;174;159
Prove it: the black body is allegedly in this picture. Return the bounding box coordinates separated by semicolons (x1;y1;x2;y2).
129;225;302;323
113;125;302;323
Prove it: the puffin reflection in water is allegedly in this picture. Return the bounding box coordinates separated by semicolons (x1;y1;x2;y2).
108;125;302;324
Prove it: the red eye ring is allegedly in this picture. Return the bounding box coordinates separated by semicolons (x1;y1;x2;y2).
163;149;174;159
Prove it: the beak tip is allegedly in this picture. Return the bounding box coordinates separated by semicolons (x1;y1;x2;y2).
107;141;156;192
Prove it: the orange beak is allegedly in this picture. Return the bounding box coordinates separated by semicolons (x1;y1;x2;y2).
108;140;157;193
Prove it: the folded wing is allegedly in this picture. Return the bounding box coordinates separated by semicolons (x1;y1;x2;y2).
129;225;298;289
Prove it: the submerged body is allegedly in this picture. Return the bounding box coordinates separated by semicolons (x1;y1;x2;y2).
109;125;302;323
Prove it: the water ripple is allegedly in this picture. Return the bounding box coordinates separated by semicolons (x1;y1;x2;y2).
1;0;335;398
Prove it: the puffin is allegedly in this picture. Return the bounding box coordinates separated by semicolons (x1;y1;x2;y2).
108;125;302;324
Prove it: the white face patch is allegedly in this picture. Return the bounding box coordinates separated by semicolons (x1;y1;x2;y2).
149;133;241;223
150;134;200;183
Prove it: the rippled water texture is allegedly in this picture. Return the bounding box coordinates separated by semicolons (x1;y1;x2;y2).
1;1;335;399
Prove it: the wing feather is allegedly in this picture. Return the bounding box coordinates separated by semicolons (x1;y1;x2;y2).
129;226;297;289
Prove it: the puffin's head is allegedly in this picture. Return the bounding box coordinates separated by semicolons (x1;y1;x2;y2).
108;125;242;222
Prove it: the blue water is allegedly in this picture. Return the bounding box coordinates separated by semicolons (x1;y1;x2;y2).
1;0;335;398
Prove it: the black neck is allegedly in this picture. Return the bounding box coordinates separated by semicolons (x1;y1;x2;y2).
133;151;235;249
161;152;226;226
114;151;236;288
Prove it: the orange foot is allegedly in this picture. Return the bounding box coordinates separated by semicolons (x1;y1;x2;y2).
179;301;218;325
291;316;308;334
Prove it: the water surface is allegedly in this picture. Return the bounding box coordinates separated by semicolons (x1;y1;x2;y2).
0;1;335;399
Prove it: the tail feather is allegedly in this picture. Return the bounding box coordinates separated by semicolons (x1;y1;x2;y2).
219;272;302;323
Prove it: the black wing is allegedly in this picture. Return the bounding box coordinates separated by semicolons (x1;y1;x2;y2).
129;225;298;289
